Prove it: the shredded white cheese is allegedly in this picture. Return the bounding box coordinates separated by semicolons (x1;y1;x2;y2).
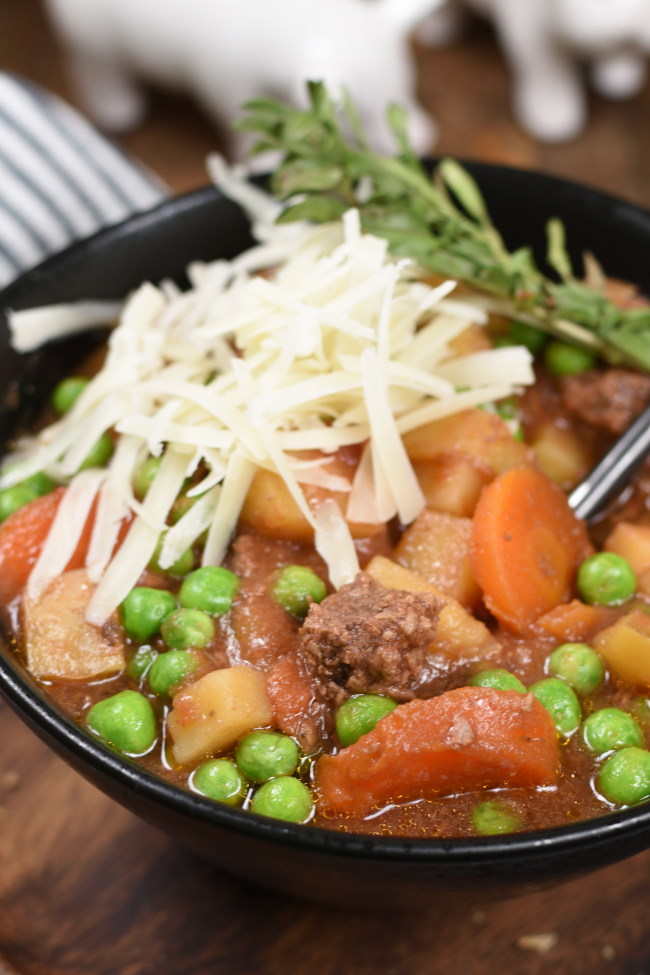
8;300;122;352
2;161;534;625
314;499;360;590
27;468;106;601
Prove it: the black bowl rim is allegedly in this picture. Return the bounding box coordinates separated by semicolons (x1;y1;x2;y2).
5;156;650;308
2;160;650;867
3;641;649;864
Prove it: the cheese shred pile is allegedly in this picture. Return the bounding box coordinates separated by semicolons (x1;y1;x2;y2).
2;159;534;625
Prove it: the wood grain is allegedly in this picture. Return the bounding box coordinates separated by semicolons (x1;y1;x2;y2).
1;2;650;972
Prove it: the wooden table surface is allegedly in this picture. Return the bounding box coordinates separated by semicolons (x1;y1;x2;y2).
2;3;650;973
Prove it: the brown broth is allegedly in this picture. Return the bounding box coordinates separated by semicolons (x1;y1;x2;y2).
22;581;648;840
5;356;650;839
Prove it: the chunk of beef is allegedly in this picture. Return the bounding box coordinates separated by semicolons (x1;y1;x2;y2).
297;573;442;707
561;368;650;435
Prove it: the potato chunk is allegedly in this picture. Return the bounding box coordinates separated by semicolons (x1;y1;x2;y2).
605;522;650;578
413;456;487;517
606;521;650;600
402;408;528;476
23;569;125;680
168;664;273;766
240;465;379;541
395;509;480;608
531;422;592;490
446;324;492;357
240;468;314;542
593;610;650;688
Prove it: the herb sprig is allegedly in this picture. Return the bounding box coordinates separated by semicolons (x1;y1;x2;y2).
236;82;650;372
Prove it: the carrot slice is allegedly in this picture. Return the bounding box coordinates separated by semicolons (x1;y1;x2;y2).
470;465;592;634
266;651;323;753
0;487;130;606
0;489;77;605
316;685;560;817
267;652;313;731
535;599;620;643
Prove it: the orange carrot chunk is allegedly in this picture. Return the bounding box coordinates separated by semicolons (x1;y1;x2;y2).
267;652;313;733
0;487;130;606
0;489;80;605
535;599;620;643
316;685;560;817
470;465;592;634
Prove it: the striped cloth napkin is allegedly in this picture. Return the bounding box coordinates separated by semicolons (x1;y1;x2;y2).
0;73;168;291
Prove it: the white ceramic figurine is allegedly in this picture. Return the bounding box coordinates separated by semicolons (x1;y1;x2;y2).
418;0;650;142
44;0;441;160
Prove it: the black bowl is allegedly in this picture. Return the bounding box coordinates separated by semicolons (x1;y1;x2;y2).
2;164;650;911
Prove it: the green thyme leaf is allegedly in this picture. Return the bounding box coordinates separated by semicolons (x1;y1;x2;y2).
438;158;492;227
271;159;345;198
547;218;575;283
237;81;650;373
386;103;419;164
276;196;349;224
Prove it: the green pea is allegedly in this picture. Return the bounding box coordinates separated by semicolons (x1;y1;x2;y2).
87;689;157;755
529;677;581;736
132;456;162;500
507;320;547;354
544;340;596;377
235;730;300;782
51;375;89;415
493;396;518;420
121;586;177;641
179;565;240;617
472;799;521;836
160;607;215;650
149;535;195;577
596;746;650;805
335;694;398;748
169;492;198;524
0;470;56;523
547;643;605;695
577;552;636;607
582;708;644;755
271;565;327;617
0;483;37;523
468;669;526;694
148;649;199;698
193;758;247;805
77;432;114;471
491;398;524;440
126;645;158;682
22;471;55;496
250;776;314;823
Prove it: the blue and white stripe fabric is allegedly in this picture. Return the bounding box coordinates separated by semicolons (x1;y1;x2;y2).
0;73;168;290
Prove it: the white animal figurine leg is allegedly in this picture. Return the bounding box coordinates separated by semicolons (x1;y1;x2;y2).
414;0;650;142
591;50;648;100
63;50;150;132
484;0;587;142
413;1;469;48
551;0;650;100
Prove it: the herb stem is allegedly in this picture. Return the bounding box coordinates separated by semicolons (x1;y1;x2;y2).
238;83;650;373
